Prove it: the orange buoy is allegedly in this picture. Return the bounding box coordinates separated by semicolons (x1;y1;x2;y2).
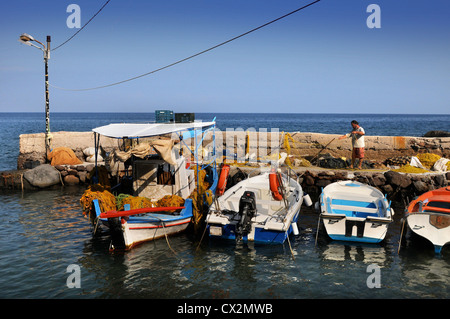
216;164;230;196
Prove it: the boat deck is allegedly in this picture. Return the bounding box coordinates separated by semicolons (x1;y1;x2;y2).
323;196;388;219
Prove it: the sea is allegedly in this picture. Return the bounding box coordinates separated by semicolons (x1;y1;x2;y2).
0;112;449;302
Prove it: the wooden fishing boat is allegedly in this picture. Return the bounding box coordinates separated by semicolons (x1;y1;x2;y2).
405;186;450;254
206;169;312;244
88;120;218;250
318;180;394;244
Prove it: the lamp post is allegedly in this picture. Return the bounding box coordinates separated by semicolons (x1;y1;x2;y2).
18;33;52;156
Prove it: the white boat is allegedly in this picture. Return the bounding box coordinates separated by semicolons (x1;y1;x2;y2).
405;186;450;254
88;120;218;250
206;169;312;244
318;180;394;244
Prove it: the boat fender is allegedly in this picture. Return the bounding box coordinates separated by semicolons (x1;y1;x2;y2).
303;192;313;206
269;172;283;201
216;164;230;196
292;222;299;236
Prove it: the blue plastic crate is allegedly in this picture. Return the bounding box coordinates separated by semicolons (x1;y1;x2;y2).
155;110;174;123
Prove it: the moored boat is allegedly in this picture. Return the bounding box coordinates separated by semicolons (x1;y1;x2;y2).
405;186;450;254
317;180;394;244
85;120;218;250
206;169;312;244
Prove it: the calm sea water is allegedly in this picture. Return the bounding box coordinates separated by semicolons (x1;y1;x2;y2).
0;188;448;299
0;112;449;300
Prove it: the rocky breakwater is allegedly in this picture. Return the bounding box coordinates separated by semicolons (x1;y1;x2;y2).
298;168;450;205
0;163;97;190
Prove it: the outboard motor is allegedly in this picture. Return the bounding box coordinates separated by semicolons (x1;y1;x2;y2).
235;191;257;241
107;217;126;250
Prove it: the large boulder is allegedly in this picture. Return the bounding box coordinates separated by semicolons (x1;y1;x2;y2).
23;164;61;188
384;170;412;188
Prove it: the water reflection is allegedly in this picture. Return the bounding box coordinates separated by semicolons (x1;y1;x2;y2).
319;242;391;265
0;188;448;299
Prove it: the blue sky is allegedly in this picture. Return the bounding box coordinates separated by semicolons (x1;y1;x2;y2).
0;0;449;114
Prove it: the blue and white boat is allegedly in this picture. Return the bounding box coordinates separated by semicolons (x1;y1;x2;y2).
206;169;312;244
318;180;394;244
89;120;218;250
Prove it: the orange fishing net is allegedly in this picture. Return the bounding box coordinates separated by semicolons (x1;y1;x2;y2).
48;147;82;166
80;184;116;217
117;194;155;211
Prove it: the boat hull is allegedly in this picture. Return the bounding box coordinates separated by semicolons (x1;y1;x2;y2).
406;213;450;254
208;217;299;244
405;186;450;254
321;215;391;244
206;171;307;244
120;216;192;250
319;181;393;244
96;199;194;250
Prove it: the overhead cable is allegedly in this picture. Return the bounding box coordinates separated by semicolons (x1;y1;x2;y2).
51;0;111;51
50;0;320;91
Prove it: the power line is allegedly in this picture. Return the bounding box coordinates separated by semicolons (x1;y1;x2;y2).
51;0;111;51
50;0;320;91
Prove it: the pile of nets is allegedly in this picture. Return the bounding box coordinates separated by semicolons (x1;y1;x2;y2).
48;147;82;166
416;153;441;169
156;194;185;213
392;164;429;174
81;189;186;217
116;194;155;211
80;164;213;229
80;184;116;218
390;153;450;173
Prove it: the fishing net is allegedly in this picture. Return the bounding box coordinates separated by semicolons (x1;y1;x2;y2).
283;132;311;168
80;163;213;228
48;147;82;166
392;164;429;174
80;184;116;217
188;165;213;225
116;194;155;211
416;153;441;169
156;195;185;213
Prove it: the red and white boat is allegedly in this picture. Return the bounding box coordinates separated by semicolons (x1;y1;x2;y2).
93;201;194;250
405;186;450;254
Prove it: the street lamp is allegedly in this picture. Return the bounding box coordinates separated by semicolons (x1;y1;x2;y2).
18;33;52;156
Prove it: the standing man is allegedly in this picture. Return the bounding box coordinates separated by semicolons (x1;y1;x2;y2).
339;120;365;169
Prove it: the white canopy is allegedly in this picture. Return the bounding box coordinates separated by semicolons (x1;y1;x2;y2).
92;121;215;139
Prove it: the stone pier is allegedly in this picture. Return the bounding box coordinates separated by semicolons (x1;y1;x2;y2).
0;131;448;198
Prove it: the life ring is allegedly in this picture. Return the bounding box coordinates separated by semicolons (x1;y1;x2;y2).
269;171;283;201
216;164;230;196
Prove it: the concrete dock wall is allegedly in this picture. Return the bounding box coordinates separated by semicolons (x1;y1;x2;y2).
17;131;450;169
1;131;447;199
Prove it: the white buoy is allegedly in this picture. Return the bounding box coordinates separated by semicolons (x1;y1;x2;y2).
292;222;299;235
303;193;312;206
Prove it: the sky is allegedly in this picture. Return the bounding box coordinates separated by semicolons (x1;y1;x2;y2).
0;0;449;114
